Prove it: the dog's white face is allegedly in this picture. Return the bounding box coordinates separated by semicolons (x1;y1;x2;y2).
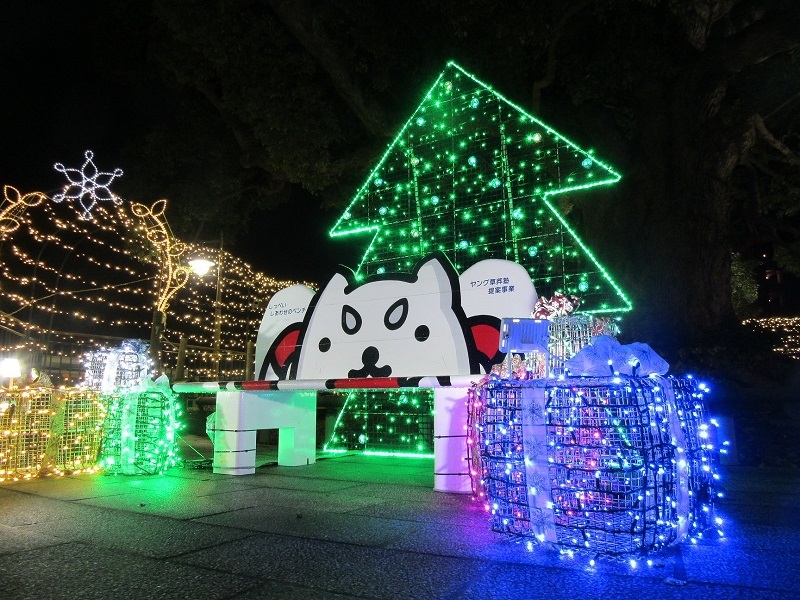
296;256;471;379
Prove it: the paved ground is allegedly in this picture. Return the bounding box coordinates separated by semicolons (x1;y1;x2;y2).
1;434;798;599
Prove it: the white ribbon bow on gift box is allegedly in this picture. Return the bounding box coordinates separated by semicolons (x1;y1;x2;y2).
564;335;669;376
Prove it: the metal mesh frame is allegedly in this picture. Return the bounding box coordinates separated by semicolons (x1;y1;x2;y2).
478;385;533;535
83;344;150;392
546;315;595;374
99;390;180;475
476;376;718;557
45;390;107;475
0;390;53;480
546;381;677;555
325;389;435;454
1;389;107;481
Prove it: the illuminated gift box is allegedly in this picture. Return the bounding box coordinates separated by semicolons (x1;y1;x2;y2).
0;389;107;482
99;386;183;475
474;376;719;557
45;389;107;476
0;390;54;481
84;339;151;392
495;315;618;379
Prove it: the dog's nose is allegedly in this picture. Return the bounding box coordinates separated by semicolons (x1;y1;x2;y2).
361;346;379;367
349;346;391;378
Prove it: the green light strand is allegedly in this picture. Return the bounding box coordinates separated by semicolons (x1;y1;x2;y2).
99;389;185;475
324;389;434;456
329;60;631;314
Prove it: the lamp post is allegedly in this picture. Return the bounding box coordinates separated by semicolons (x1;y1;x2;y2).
149;308;166;375
189;233;224;380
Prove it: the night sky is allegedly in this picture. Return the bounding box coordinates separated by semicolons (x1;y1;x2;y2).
3;2;799;318
0;3;363;284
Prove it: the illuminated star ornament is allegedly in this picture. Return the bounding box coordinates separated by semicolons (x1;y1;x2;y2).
331;61;631;314
53;150;124;220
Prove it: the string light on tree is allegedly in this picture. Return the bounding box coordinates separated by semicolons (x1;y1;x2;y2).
0;181;301;383
0;199;153;358
743;317;800;360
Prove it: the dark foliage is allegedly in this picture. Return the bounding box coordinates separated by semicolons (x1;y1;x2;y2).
4;0;799;350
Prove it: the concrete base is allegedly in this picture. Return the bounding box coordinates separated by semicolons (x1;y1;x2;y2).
209;390;317;475
433;387;472;494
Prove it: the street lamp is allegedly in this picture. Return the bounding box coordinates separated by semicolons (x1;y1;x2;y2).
188;234;224;380
1;357;22;389
188;258;215;277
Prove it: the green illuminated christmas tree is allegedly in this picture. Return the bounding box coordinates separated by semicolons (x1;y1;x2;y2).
331;61;631;314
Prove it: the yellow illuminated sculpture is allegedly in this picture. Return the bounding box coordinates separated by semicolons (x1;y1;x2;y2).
131;199;191;314
130;200;192;373
0;185;47;240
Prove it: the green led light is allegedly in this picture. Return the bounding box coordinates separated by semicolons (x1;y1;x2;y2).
363;451;434;459
99;389;184;475
324;389;434;456
330;60;630;314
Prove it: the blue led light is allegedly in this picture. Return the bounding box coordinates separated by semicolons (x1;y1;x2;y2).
471;376;721;564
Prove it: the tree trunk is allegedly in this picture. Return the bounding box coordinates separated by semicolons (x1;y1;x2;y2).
597;80;742;357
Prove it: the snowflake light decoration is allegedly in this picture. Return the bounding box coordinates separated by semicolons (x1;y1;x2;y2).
53;150;123;219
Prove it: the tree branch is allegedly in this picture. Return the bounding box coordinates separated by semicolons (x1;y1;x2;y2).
703;6;800;78
669;0;739;50
268;0;392;138
753;113;800;165
688;5;800;120
191;80;280;175
531;0;595;113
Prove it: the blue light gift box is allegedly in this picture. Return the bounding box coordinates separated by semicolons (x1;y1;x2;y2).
474;375;720;558
474;324;721;559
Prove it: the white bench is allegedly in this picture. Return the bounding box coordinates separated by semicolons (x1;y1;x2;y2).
173;375;483;493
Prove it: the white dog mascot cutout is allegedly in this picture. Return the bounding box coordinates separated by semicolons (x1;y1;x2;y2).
256;253;537;381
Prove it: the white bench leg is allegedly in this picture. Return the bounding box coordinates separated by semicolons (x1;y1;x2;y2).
433;387;472;493
276;391;317;466
211;391;258;475
210;390;317;475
